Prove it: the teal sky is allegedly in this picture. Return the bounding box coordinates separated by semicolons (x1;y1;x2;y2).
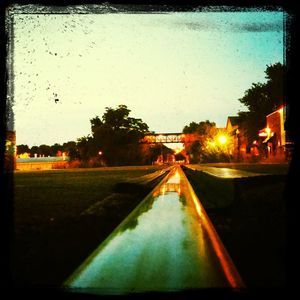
10;8;285;147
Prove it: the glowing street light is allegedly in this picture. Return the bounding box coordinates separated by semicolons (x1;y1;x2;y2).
218;135;227;145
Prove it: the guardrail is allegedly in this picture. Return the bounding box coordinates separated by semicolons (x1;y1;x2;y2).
63;165;245;295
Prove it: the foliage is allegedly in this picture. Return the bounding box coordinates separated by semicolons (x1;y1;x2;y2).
200;132;233;163
17;144;30;155
182;120;217;163
89;104;150;166
238;62;285;144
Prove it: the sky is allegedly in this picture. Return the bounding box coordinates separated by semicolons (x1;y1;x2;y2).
8;6;285;148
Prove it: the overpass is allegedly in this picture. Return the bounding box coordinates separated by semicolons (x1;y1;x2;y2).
140;133;197;144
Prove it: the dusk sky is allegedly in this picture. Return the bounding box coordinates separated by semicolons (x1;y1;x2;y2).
9;6;285;148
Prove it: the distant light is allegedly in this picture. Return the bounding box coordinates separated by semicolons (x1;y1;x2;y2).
259;132;267;137
98;151;102;155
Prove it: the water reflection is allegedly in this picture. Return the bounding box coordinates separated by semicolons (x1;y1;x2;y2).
64;166;242;294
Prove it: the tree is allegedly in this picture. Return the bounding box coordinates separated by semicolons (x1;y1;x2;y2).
30;146;40;157
17;144;29;155
62;141;78;160
182;120;217;163
76;135;96;162
39;144;51;157
89;105;150;166
238;62;285;144
50;143;62;156
264;62;284;109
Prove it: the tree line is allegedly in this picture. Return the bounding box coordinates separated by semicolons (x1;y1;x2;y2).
17;141;77;158
17;105;170;166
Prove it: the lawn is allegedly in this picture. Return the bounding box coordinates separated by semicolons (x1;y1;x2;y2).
11;166;168;288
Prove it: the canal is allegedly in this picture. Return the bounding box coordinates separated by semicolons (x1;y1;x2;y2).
63;165;244;295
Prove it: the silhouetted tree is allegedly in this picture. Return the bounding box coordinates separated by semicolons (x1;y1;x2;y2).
238;62;285;144
29;146;40;156
89;105;150;166
16;144;30;155
50;143;62;156
183;120;217;163
62;141;78;160
76;136;96;162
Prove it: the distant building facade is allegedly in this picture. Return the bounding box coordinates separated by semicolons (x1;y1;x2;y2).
258;105;292;161
5;131;16;171
225;116;247;161
16;156;70;171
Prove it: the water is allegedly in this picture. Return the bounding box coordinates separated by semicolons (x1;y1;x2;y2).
64;166;244;295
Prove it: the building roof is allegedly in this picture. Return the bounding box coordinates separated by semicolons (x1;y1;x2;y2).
227;116;239;126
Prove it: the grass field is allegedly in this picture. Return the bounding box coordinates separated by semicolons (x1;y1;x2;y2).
11;165;168;288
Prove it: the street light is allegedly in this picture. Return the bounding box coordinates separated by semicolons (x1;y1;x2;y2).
218;135;227;145
236;129;240;161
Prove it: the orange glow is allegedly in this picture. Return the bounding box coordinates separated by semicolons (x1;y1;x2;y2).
218;135;227;145
178;163;244;289
191;193;202;217
18;152;30;158
157;135;164;140
203;215;243;288
259;132;267;137
266;127;271;135
174;147;183;155
190;194;243;288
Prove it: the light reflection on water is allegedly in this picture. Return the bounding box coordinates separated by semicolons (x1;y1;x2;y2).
65;167;233;294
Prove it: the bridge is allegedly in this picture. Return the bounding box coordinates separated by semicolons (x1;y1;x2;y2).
141;133;197;144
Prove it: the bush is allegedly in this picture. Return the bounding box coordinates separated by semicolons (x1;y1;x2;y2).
66;160;81;168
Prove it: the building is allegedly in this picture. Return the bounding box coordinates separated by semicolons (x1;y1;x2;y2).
5;131;16;171
16;156;70;171
225;116;247;161
258;105;291;161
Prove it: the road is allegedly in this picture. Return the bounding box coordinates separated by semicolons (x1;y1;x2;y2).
64;166;244;295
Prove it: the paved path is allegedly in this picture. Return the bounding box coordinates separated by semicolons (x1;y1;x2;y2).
64;166;244;295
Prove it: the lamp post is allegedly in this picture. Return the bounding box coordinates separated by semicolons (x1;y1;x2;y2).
236;129;240;161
